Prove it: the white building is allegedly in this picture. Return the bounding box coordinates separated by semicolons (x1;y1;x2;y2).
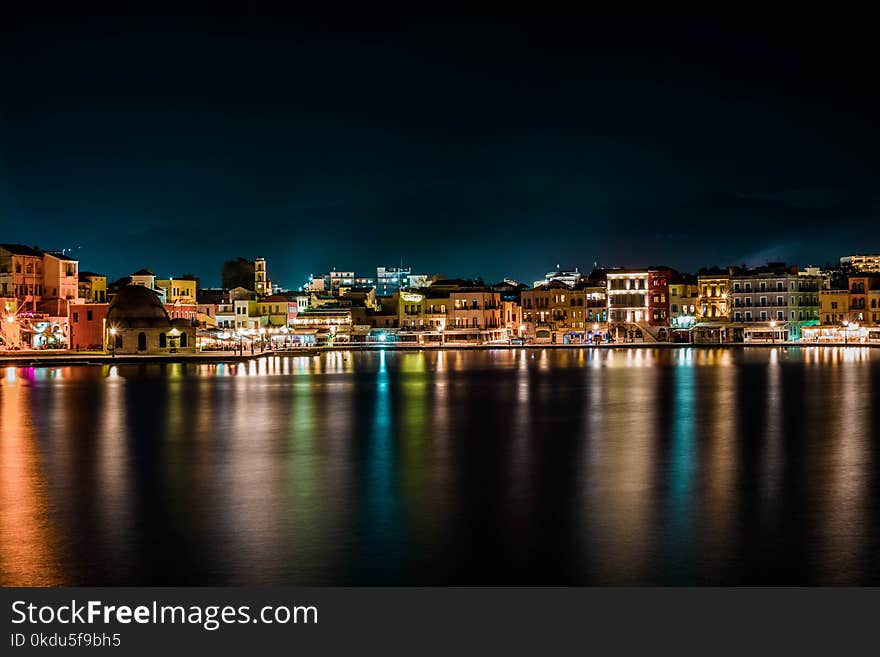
841;254;880;273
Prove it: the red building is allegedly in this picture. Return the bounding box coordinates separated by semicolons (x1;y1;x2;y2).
647;268;674;326
68;303;109;351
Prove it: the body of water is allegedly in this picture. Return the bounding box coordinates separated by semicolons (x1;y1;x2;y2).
2;347;879;585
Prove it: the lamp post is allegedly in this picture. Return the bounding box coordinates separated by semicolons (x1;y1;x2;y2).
843;320;849;346
769;320;777;344
109;327;117;358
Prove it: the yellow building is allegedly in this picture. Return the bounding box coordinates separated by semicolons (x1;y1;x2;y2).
820;290;849;325
697;269;730;320
501;300;522;337
520;281;603;341
257;294;291;328
78;272;107;302
155;277;197;305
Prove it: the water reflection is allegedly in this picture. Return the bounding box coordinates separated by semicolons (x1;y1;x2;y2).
1;347;879;585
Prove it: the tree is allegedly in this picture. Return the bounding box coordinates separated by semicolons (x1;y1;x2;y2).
221;258;255;290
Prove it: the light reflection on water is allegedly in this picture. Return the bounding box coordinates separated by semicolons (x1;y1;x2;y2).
0;347;879;585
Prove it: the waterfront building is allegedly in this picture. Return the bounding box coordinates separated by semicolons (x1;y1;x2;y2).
606;268;672;341
196;288;227;328
727;263;820;342
840;254;880;273
364;292;400;330
669;274;699;322
68;302;110;351
41;252;79;304
447;288;504;342
0;245;85;347
0;243;44;312
846;274;880;324
78;272;107;302
820;289;850;325
391;288;445;344
257;294;290;329
520;280;603;342
0;297;22;349
421;288;452;331
291;306;352;345
398;289;427;330
233;298;261;332
696;267;730;320
105;285;196;354
492;279;526;338
501;300;522;337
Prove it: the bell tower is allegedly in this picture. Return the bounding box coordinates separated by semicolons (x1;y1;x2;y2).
254;257;270;296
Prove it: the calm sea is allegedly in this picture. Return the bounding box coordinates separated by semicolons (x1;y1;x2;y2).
2;347;879;585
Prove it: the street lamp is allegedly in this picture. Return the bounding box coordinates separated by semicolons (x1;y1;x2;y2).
769;320;777;344
843;320;849;346
109;327;117;358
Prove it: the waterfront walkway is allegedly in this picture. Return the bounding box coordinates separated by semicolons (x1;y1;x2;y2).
1;341;878;367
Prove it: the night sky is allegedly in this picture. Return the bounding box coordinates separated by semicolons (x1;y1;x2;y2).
1;8;877;288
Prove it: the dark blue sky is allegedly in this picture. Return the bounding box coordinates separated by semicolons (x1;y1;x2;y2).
1;8;877;288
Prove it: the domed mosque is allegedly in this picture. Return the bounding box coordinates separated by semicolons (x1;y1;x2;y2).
106;285;196;354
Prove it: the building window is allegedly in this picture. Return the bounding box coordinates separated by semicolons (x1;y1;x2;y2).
87;310;93;321
73;312;79;322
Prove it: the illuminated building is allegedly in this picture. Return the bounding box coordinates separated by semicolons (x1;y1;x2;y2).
820;289;850;325
376;266;411;296
105;285;196;354
257;294;291;329
606;268;673;341
532;265;582;289
446;288;504;342
728;263;821;341
291;307;352;345
668;274;699;340
847;274;879;323
521;280;605;342
68;302;110;351
840;254;880;273
78;272;107;302
0;244;44;312
0;297;21;349
155;276;197;305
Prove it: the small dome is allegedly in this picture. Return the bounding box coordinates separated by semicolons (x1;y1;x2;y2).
107;285;171;328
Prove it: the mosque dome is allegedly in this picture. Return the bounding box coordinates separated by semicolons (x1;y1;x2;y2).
107;285;171;328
